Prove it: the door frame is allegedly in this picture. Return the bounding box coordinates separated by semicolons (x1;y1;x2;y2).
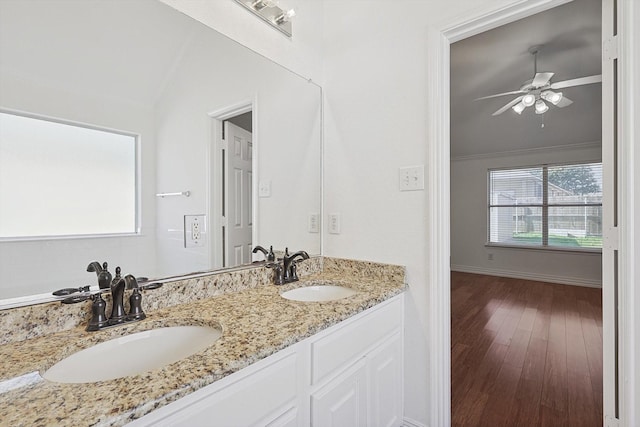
426;0;636;425
208;99;258;269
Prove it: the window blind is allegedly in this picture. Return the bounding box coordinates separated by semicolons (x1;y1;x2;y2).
488;163;602;249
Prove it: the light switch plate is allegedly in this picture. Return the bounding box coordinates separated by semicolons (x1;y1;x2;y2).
399;165;425;191
328;213;341;234
258;181;271;198
184;215;206;247
308;213;320;233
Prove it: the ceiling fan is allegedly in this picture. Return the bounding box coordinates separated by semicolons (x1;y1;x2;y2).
475;45;602;116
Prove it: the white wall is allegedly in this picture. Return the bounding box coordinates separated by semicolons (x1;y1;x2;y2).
451;143;603;287
320;1;515;424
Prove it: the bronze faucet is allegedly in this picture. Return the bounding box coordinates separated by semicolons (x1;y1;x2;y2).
282;248;309;283
54;264;162;331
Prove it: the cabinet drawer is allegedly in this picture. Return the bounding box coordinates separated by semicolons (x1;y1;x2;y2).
310;296;402;385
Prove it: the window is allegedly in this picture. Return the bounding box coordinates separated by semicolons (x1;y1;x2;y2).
488;162;602;250
0;111;138;239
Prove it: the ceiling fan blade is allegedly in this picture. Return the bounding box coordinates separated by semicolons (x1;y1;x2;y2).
550;74;602;89
475;90;525;101
555;96;573;108
492;96;524;116
531;72;554;88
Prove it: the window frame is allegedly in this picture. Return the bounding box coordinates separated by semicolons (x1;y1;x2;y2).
486;161;603;253
0;109;141;241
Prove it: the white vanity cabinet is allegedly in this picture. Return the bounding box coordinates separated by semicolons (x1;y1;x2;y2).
308;295;404;427
309;334;403;427
127;295;403;427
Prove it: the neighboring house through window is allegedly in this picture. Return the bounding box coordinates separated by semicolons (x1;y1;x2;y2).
488;162;602;250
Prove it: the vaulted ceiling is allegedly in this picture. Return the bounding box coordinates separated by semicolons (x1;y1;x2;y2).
0;0;197;108
450;0;602;158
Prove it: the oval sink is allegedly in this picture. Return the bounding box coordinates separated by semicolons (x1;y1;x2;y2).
42;325;222;384
281;285;357;302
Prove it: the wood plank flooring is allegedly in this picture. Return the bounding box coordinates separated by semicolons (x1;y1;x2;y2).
451;272;603;427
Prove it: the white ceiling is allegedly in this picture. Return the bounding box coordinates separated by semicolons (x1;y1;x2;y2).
450;0;602;158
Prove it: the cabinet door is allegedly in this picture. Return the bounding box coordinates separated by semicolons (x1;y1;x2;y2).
311;359;368;427
368;333;403;427
127;351;299;427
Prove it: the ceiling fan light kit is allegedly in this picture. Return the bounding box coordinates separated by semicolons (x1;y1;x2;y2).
522;93;536;106
476;45;601;117
542;90;563;105
534;99;549;114
512;102;525;115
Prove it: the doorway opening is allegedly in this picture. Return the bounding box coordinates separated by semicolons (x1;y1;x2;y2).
449;1;604;424
426;0;616;426
209;103;256;270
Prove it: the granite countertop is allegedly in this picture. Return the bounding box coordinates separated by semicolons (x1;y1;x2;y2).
0;270;405;427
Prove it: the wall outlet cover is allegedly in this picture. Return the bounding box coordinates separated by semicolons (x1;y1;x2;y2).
184;215;206;248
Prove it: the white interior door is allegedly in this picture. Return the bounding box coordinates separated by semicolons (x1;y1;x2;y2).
224;121;253;267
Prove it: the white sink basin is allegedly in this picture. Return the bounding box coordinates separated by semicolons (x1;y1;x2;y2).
281;285;357;302
42;325;222;384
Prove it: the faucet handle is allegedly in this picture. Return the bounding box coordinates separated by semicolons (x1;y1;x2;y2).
86;293;108;331
97;262;112;289
266;262;284;285
127;287;146;321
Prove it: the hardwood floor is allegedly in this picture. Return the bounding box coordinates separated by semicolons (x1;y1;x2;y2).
451;272;603;427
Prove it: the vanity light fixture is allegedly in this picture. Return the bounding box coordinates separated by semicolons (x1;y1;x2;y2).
251;0;277;11
275;8;296;25
234;0;295;37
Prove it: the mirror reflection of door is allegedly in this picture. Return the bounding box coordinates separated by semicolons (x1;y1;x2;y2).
223;119;252;267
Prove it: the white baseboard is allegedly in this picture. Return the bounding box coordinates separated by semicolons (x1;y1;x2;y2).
450;264;602;288
403;417;428;427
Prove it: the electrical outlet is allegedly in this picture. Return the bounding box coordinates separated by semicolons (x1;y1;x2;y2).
488;253;494;261
184;215;206;248
308;213;319;233
328;213;341;234
192;220;201;240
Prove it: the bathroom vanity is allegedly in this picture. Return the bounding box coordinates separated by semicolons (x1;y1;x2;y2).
0;258;405;427
129;294;403;427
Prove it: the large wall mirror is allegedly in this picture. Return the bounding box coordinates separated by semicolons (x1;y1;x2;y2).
0;0;322;305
